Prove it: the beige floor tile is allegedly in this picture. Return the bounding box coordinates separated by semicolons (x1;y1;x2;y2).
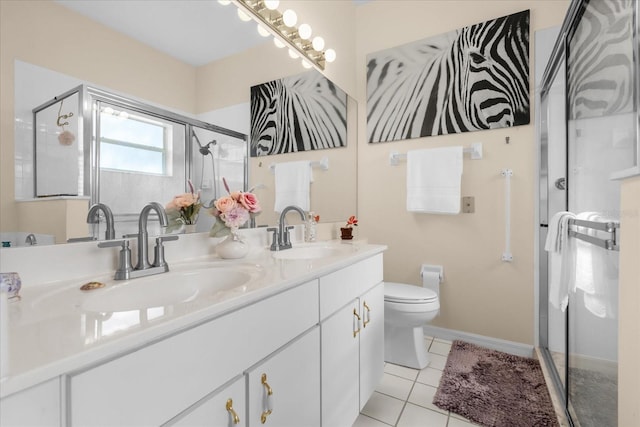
407;382;448;415
352;413;393;427
376;372;415;401
385;363;420;381
416;367;443;387
428;340;452;356
433;337;453;345
396;403;448;427
361;392;405;426
427;353;448;370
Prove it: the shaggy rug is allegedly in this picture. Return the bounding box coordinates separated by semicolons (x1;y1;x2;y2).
433;341;559;427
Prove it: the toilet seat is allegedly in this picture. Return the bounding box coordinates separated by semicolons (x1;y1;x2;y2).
384;282;438;304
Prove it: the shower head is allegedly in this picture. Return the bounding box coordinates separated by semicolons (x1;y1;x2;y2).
193;133;217;156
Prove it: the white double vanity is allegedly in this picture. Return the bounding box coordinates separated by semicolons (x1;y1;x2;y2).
0;231;386;427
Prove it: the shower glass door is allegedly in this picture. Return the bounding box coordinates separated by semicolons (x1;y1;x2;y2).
565;0;637;425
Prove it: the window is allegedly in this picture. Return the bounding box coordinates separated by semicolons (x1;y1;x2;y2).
99;107;171;175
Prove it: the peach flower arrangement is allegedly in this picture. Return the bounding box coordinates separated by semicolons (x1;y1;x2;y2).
209;178;262;237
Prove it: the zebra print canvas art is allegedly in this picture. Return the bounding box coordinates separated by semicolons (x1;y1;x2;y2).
366;10;530;143
250;70;347;157
567;0;635;120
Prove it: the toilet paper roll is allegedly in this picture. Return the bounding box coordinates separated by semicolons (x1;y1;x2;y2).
422;271;440;295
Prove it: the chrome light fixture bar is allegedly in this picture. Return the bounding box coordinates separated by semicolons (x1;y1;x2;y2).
232;0;331;71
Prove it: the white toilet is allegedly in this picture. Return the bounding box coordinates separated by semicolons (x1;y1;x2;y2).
384;282;440;369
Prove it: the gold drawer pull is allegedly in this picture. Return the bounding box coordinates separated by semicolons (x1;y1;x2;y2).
261;373;274;424
363;301;371;327
225;398;240;425
353;308;361;337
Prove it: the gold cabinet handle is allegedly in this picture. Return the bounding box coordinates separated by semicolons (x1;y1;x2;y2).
226;398;240;425
261;373;273;424
363;301;371;328
353;308;361;337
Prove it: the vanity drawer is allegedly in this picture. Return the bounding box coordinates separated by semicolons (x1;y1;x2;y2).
69;280;319;426
319;254;383;320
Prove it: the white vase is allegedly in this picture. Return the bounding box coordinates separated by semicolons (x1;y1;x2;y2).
216;231;249;259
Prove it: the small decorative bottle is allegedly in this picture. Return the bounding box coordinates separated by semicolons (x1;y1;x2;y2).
305;212;317;243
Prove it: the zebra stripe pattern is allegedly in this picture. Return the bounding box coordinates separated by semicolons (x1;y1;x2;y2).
568;0;635;120
366;10;530;143
250;71;347;157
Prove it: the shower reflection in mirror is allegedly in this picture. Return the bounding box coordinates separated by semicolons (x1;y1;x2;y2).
33;85;248;239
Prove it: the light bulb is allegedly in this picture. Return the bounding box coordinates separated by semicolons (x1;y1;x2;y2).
298;23;312;40
118;111;129;119
288;48;299;59
103;107;114;115
237;8;251;22
282;9;297;27
325;48;336;63
273;37;285;48
257;24;270;37
301;59;312;69
217;0;231;5
312;36;325;51
264;0;279;10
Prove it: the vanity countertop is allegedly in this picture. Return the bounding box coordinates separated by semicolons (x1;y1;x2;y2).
0;238;386;398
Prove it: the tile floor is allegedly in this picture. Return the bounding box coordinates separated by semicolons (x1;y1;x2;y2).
354;337;479;427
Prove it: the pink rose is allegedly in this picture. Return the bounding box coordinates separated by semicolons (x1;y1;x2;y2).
172;193;198;208
214;195;236;213
229;191;242;202
238;192;261;213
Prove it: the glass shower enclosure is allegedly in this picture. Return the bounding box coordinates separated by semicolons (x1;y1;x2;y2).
33;85;248;237
538;0;639;426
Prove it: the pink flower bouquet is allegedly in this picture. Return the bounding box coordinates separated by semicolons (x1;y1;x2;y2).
209;178;262;237
166;180;202;231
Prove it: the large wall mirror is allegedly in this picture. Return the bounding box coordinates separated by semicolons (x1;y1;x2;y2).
9;0;357;244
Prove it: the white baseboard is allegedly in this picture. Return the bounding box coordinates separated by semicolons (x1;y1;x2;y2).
423;325;534;358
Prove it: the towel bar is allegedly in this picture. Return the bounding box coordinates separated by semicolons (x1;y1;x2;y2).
269;157;329;173
389;143;483;165
567;218;620;251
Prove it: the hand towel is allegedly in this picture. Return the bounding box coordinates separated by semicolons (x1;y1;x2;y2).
544;211;576;311
406;146;463;214
274;161;311;212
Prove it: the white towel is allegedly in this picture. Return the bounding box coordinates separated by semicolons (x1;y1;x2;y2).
572;212;619;319
406;147;463;214
544;211;576;311
274;161;311;212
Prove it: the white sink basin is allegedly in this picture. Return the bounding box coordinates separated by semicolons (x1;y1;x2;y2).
271;244;345;260
82;267;253;313
31;264;262;314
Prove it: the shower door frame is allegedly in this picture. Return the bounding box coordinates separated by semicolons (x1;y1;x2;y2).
538;0;640;426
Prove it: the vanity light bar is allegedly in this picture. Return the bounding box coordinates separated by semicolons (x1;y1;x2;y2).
233;0;328;70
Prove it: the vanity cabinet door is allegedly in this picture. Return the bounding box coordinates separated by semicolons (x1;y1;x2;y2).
0;378;61;426
320;300;360;427
359;282;385;410
164;375;246;427
247;326;320;427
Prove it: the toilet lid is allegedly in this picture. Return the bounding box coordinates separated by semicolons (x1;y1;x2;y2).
384;282;438;303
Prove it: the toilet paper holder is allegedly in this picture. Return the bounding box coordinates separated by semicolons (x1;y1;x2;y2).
420;264;443;283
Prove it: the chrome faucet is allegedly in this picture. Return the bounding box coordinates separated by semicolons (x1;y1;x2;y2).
24;234;37;246
136;202;168;270
97;202;178;280
87;203;115;240
268;205;306;251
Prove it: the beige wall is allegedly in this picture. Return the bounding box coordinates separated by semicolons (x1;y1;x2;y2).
0;0;197;232
355;0;571;345
619;175;640;425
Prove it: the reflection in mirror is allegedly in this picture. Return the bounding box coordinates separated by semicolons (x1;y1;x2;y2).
7;0;357;244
